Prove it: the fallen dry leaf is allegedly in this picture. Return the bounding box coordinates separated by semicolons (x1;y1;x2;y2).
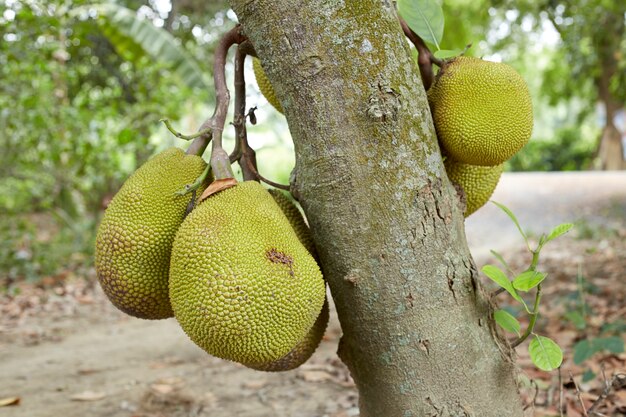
154;376;184;386
69;391;106;401
241;379;268;389
77;368;100;375
148;357;185;369
75;295;94;304
0;397;20;407
298;370;334;383
150;384;175;395
149;376;185;395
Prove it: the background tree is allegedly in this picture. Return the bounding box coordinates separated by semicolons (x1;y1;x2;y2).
488;0;626;170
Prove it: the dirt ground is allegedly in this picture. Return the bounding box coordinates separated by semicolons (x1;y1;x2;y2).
0;271;360;417
1;172;625;417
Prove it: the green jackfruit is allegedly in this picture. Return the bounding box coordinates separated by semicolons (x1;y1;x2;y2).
95;148;207;319
246;299;329;372
268;190;316;255
253;57;284;114
428;56;533;166
169;181;326;364
244;190;327;372
444;157;503;217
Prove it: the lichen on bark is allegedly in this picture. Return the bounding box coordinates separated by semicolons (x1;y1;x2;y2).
229;1;524;415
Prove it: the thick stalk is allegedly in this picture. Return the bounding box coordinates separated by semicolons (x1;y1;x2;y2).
202;25;246;177
512;249;542;347
233;44;257;181
399;17;442;90
229;1;523;415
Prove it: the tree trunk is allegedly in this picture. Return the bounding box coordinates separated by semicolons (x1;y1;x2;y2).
596;76;625;170
594;9;625;170
229;1;523;415
597;123;625;171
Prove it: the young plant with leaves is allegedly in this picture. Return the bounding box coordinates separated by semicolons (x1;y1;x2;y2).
484;201;574;371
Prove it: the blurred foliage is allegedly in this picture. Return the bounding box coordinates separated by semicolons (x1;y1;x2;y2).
0;0;196;216
0;213;95;285
507;126;595;171
487;0;626;168
490;0;626;107
0;0;231;283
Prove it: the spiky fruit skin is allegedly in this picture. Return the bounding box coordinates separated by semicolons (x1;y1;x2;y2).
444;157;503;217
253;57;284;114
244;190;326;372
428;56;533;166
95;148;207;319
169;181;326;364
246;299;329;372
268;190;316;255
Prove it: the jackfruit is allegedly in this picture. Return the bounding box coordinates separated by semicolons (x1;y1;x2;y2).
253;57;284;114
444;157;503;217
169;181;326;364
95;148;208;319
268;189;316;255
246;299;329;371
243;190;327;372
428;56;533;166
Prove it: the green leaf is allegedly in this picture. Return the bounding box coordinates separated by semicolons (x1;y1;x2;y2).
601;320;626;335
574;339;594;364
491;201;528;245
512;270;546;292
117;128;135;145
582;369;596;383
595;336;625;354
490;249;512;273
397;0;444;50
494;309;521;336
573;337;624;365
564;311;587;330
481;265;524;305
433;49;463;59
529;335;563;371
546;223;574;243
72;4;209;90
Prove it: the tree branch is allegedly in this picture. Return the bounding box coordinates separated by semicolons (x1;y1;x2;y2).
232;42;257;181
207;25;247;179
587;368;626;416
232;41;288;189
399;16;442;90
569;372;589;417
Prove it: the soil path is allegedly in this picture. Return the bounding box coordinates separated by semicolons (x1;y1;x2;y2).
1;172;624;417
466;172;626;261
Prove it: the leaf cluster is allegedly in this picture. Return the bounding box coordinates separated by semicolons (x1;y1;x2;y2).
483;202;574;371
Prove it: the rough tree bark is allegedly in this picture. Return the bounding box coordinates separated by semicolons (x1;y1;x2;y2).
596;60;625;171
594;8;625;170
229;1;524;415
